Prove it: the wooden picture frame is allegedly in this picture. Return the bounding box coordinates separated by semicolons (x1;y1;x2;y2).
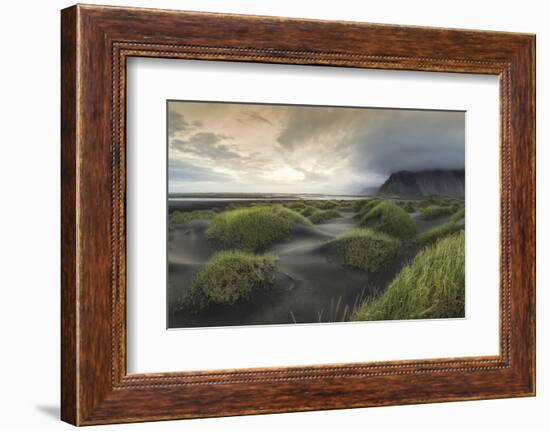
61;4;535;425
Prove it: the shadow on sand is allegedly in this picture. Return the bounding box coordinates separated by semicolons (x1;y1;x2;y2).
168;207;427;328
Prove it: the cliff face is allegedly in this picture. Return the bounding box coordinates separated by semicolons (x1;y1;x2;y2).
377;169;465;197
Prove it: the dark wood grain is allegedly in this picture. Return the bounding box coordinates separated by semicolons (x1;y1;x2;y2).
61;4;536;425
60;6;78;425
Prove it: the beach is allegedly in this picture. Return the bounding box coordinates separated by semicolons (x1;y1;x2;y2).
167;197;457;328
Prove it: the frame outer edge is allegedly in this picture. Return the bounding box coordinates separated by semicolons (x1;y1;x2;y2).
61;5;79;426
61;4;536;425
527;35;536;395
531;34;536;396
504;35;536;395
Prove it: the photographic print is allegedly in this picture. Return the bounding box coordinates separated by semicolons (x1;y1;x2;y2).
167;101;465;329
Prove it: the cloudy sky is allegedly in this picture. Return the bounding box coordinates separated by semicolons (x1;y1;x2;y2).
168;101;464;195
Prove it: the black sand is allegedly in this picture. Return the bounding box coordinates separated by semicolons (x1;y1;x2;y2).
167;204;430;328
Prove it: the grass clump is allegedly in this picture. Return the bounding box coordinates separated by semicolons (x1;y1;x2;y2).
419;207;465;245
451;202;463;212
335;228;400;272
286;201;307;210
189;251;276;309
450;207;465;223
299;205;317;217
169;209;216;225
404;202;416;213
442;197;463;207
308;209;342;224
360;201;417;240
352;231;465;321
207;205;312;251
396;200;416;213
337;200;355;208
419;205;454;220
357;198;383;216
317;200;340;210
352;199;369;211
417;197;445;209
226;202;244;211
418;221;461;245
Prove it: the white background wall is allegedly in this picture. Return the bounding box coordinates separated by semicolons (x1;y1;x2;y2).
0;0;546;429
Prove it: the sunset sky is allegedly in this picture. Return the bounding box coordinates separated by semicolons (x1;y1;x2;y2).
168;101;465;195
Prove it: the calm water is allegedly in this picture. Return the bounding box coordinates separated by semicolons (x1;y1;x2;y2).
168;195;369;213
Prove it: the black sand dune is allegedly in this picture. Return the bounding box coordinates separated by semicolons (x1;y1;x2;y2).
168;219;217;265
168;206;421;328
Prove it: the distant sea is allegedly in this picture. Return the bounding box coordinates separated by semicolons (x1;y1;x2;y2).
167;193;371;212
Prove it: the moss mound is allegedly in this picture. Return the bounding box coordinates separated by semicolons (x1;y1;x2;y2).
396;200;416;213
337;200;355;208
335;228;400;272
357;198;383;217
352;231;465;321
207;205;312;251
189;251;276;309
419;205;454;220
286;201;307;210
308;209;342;224
450;207;465;223
418;197;446;209
419;207;465;245
360;201;417;240
300;205;317;217
352;199;370;211
169;209;217;225
317;200;340;210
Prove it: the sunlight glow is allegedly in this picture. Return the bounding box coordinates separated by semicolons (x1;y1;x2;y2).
264;166;306;182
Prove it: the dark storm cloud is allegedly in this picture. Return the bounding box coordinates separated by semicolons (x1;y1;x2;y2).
169;159;232;183
238;111;275;127
168;110;202;137
348;110;465;176
168;100;465;193
276;108;356;152
276;107;464;177
171;133;241;161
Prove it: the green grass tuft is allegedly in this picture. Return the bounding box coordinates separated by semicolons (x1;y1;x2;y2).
404;202;416;213
308;209;342;224
300;205;317;217
450;202;462;212
169;209;217;225
352;231;465;321
317;200;340;210
207;205;312;251
357;198;383;216
396;200;416;213
360;201;417;240
450;207;465;223
352;199;370;211
417;197;446;209
335;228;400;272
286;201;307;210
419;207;465;245
418;222;461;245
442;197;462;207
419;205;454;220
337;200;355;208
226;202;251;211
189;251;276;309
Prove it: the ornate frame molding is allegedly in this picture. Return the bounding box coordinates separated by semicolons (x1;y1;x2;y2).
61;5;535;425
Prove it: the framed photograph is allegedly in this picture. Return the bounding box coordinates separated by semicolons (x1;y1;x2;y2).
165;101;466;329
61;4;536;425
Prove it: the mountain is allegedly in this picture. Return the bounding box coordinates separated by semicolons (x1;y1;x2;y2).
377;169;465;197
